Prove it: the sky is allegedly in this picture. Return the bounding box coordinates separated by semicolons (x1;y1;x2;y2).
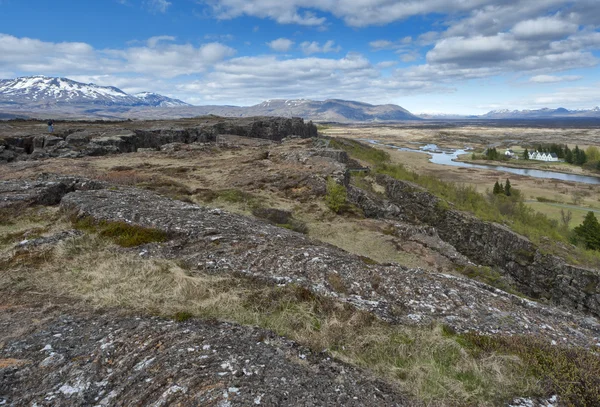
0;0;599;114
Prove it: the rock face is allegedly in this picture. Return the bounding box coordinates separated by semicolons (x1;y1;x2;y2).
0;305;407;407
58;186;600;347
347;174;600;318
0;117;318;162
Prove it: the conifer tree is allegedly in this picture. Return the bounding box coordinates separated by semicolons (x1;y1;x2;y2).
523;148;529;160
493;181;501;194
565;147;574;164
573;211;600;250
504;179;512;196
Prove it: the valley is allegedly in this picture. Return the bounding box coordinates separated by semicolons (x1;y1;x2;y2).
2;117;600;406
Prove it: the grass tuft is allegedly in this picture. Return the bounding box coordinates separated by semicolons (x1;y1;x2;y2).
72;216;168;247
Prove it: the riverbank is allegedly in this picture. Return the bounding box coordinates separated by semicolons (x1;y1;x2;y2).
456;154;598;177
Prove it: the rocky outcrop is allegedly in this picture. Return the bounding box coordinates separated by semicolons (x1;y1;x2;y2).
57;186;600;347
0;176;104;209
0;117;317;162
347;174;600;318
0;304;408;407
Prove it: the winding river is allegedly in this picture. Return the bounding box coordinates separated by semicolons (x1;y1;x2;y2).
362;139;600;185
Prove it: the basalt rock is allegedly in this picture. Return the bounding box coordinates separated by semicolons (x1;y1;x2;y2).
0;306;409;407
347;174;600;318
0;117;317;161
58;187;600;347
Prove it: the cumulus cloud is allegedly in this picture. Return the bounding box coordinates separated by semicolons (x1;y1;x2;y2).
529;75;582;83
203;0;493;27
512;16;578;40
176;52;442;105
267;38;294;52
0;33;235;78
300;40;341;54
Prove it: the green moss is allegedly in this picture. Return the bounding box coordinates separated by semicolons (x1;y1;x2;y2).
72;216;168;247
173;311;194;322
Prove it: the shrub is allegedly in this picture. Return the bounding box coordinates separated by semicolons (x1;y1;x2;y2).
325;178;348;213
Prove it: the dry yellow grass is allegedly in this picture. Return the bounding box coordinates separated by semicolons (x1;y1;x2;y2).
0;214;540;406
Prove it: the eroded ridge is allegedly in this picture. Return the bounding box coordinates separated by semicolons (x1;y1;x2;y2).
60;187;600;348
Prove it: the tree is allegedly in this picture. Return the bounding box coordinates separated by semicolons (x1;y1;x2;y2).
523;148;529;160
493;180;502;194
504;179;512;196
572;145;588;166
565;147;574;164
560;209;572;229
586;146;600;162
573;211;600;250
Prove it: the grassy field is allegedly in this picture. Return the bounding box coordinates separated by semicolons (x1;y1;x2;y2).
3;207;599;406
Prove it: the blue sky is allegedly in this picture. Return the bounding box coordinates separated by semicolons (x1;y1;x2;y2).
1;0;599;114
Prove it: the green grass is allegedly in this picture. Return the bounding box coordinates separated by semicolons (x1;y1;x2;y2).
330;138;390;164
72;216;169;247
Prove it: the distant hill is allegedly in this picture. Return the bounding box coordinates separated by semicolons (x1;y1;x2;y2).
124;99;421;122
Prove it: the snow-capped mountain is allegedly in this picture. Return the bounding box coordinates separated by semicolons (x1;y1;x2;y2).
134;92;190;107
482;107;600;119
0;76;189;108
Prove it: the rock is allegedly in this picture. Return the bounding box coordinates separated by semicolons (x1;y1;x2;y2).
65;132;91;146
347;174;600;318
58;187;600;347
0;307;410;406
43;135;63;148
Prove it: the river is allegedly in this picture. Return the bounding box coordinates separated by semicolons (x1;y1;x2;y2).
361;139;600;185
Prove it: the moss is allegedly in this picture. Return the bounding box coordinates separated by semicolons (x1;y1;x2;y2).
173;311;194;322
72;216;168;247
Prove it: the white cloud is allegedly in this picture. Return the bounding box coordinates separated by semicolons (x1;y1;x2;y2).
530;84;600;107
376;61;398;68
529;75;582;83
0;33;235;78
369;40;394;50
512;16;578;40
147;35;176;48
300;40;341;54
267;38;294;52
146;0;171;13
117;42;236;77
176;52;442;105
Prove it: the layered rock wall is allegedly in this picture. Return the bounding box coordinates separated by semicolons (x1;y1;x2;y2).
348;174;600;317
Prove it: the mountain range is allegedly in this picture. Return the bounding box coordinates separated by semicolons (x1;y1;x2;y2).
0;76;189;109
0;75;599;121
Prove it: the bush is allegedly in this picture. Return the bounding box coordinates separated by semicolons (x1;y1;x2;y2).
325;178;348;213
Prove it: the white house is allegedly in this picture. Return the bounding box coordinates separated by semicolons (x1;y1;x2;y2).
505;149;516;158
528;151;559;162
